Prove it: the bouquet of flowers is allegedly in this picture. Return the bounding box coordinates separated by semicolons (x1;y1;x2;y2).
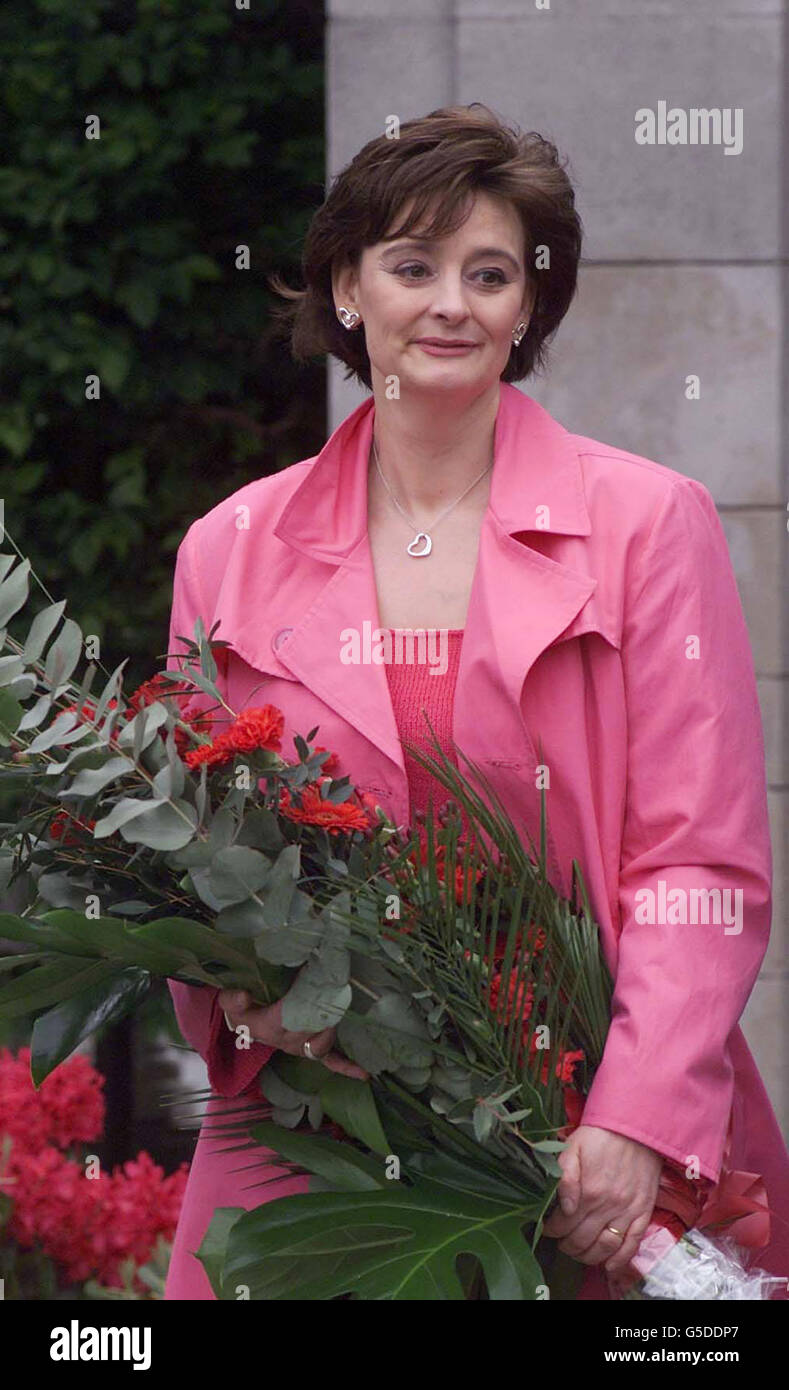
0;543;778;1299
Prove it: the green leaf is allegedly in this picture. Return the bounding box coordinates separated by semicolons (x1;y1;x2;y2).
30;966;151;1085
194;1207;246;1300
0;848;15;895
112;797;198;851
252;891;323;966
207;846;270;907
280;939;351;1033
22;600;67;663
164;666;223;708
213;899;267;938
0;654;25;687
208;1175;546;1300
235;808;286;855
0;957;113;1020
61;754;135;797
36;909;197;974
317;1074;389;1156
0;557;30;627
258;1068;309;1112
116;279;159;329
129;916;257;977
263;1057;390;1155
116;701;169;752
246;1121;388;1192
257;843;299;922
43;617;83;687
0;688;23;742
350;991;434;1073
93;795;157;837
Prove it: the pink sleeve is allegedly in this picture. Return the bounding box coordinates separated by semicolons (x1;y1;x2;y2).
167;977;275;1098
580;478;771;1182
165;522;275;1097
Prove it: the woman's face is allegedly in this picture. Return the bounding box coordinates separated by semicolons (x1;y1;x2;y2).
332;190;534;399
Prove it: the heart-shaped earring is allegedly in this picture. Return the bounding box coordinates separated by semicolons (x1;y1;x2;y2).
338;306;361;329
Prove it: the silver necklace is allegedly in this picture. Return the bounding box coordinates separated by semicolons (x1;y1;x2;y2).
371;436;493;557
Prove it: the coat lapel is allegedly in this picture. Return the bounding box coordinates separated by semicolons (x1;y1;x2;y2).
230;383;603;783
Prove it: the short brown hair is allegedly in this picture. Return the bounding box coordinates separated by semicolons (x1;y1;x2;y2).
268;103;583;390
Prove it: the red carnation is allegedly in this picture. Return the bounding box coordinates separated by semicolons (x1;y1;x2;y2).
184;704;284;769
48;809;97;845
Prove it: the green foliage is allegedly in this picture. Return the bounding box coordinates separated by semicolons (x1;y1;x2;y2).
200;1140;549;1301
0;0;326;693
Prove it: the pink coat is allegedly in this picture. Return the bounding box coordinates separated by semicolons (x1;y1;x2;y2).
163;381;789;1300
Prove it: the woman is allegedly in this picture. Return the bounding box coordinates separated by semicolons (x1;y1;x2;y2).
164;104;789;1300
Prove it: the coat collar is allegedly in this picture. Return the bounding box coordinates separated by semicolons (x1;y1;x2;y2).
230;383;601;804
274;381;591;561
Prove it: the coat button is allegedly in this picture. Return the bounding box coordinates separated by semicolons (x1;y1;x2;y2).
271;627;293;653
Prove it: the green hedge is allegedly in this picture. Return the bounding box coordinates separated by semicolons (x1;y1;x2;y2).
0;0;326;691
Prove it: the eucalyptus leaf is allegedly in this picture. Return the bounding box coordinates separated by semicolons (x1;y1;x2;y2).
43;618;83;687
0;688;23;742
213;900;267;938
27;708;82;753
23;599;67;663
258;1069;310;1110
270;1104;306;1129
207;846;270;907
60;754;135;798
93;796;158;837
17;692;54;733
116;701;169;752
91;660;127;727
0;654;25;686
118;797;198;851
152;757;185;800
0;556;31;627
235;807;286;855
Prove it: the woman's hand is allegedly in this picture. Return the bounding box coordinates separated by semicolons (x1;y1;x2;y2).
217;988;369;1080
541;1124;663;1274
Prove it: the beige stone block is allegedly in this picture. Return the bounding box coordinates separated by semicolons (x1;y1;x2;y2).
758;678;786;789
528;265;782;507
764;791;789;971
457;11;783;259
332;265;784;510
741;974;789;1142
717;510;783;677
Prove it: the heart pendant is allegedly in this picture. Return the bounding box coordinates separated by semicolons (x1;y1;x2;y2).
407;531;432;557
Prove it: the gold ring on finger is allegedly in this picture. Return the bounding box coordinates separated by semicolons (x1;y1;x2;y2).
605;1224;625;1238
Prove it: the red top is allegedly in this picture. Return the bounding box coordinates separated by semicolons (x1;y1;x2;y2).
382;628;465;826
